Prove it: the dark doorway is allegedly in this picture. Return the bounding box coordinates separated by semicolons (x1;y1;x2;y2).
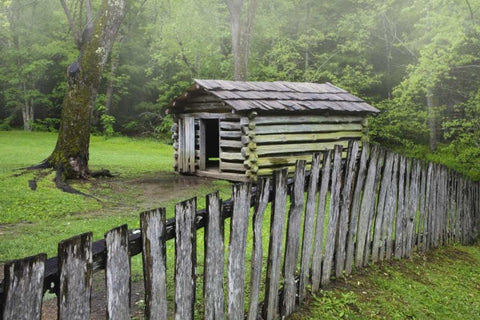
204;119;219;169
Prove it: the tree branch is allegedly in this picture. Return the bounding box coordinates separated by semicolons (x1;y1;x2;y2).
60;0;81;48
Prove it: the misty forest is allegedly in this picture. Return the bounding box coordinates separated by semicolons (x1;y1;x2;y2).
1;0;479;179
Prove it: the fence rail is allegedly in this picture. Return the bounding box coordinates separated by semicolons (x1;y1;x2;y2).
1;141;479;319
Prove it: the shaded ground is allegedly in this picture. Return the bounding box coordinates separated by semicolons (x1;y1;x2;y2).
10;172;226;320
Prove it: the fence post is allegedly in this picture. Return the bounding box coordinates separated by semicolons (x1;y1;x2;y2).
175;198;197;320
263;168;288;320
248;178;271;320
105;225;131;320
298;153;321;303
58;232;93;320
356;145;380;267
141;208;167;320
322;145;343;285
282;160;306;316
345;143;370;274
1;254;46;320
336;141;360;274
311;150;332;292
204;192;225;320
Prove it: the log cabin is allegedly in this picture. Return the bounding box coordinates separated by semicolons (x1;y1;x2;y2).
167;79;379;181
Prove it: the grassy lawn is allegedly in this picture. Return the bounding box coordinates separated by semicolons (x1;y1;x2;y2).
0;131;231;261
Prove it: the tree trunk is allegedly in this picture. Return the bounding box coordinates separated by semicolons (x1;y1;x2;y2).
22;97;34;132
45;0;127;179
427;88;437;151
225;0;258;81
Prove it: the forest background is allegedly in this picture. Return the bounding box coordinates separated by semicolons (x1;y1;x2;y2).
1;0;479;179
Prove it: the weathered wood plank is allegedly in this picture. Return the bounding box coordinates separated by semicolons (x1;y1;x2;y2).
228;183;252;320
417;162;427;252
263;168;288;320
204;192;225;320
405;160;421;257
282;160;307;316
179;112;242;120
355;144;380;268
311;150;332;292
345;143;370;274
58;232;93;320
255;123;363;135
424;163;434;251
298;153;321;303
256;141;349;156
394;156;407;258
105;225;131;320
175;198;197;320
257;154;314;167
220;151;245;161
363;148;385;265
384;153;399;260
220;161;246;173
2;254;46;320
248;178;271;320
220;139;243;148
220;130;242;139
255;131;363;144
322;145;343;285
220;120;241;130
140;208;167;320
199;119;206;170
185;116;196;173
335;141;360;276
254;115;364;125
372;150;394;263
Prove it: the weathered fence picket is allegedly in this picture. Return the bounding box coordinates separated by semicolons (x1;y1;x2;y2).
175;198;196;320
336;141;359;276
282;160;306;317
247;178;271;320
105;225;131;320
298;153;321;303
204;192;225;320
311;150;332;291
263;168;288;320
1;143;480;320
228;183;252;320
321;145;343;286
1;254;45;320
140;208;167;320
58;232;93;320
345;143;369;274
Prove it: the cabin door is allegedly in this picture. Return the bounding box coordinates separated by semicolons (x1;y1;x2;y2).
178;116;196;173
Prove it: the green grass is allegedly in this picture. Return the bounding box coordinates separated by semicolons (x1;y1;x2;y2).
290;242;480;319
0;131;231;261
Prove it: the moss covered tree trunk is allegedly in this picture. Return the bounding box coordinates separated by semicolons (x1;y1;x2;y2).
45;0;126;180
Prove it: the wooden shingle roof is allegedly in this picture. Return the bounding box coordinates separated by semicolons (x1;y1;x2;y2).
169;79;379;114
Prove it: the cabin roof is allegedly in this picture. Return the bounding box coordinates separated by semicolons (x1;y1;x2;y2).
168;79;379;114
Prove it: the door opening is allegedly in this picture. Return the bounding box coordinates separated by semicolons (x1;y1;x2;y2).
204;119;219;170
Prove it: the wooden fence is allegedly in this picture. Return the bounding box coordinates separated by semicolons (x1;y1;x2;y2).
1;141;479;319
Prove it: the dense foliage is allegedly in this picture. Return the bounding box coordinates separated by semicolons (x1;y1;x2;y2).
0;0;479;178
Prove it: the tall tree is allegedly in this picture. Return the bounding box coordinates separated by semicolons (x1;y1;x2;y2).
224;0;258;80
38;0;127;181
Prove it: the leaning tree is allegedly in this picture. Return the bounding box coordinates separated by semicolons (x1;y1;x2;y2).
35;0;127;184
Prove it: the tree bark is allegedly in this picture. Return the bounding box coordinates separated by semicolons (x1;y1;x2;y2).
427;89;437;151
45;0;127;179
225;0;258;81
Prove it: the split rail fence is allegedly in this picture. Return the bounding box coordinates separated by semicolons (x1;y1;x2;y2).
1;141;479;319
